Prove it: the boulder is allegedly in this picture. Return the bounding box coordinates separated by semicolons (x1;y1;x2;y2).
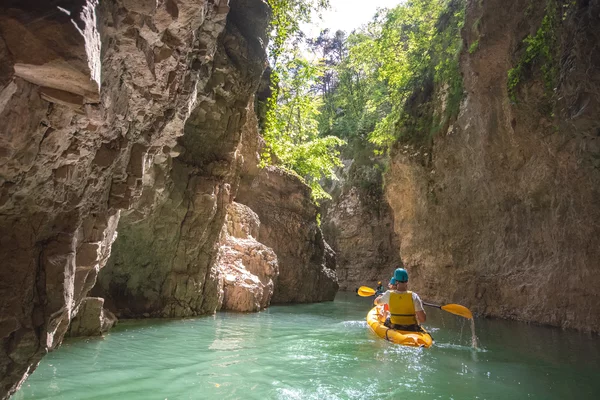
68;297;117;337
217;202;279;312
236;167;339;303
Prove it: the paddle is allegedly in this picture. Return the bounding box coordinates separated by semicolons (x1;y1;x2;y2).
357;286;378;297
357;286;473;320
422;302;473;320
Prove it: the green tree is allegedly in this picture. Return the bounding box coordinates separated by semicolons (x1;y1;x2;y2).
309;0;465;148
262;56;345;202
262;0;349;204
262;0;466;202
268;0;330;63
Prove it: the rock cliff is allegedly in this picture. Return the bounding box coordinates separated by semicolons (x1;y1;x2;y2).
92;0;271;318
321;156;401;291
236;166;339;303
0;0;277;397
217;202;279;312
0;0;339;395
67;297;117;337
384;0;600;332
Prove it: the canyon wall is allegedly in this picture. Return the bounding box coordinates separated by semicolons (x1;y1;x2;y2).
0;0;283;397
0;0;338;396
217;201;279;313
236;166;339;303
385;0;600;332
92;0;271;318
321;157;401;291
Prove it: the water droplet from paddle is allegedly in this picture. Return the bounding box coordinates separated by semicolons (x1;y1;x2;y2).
470;318;478;349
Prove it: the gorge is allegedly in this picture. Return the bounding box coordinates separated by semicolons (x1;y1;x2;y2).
1;0;599;398
322;0;600;333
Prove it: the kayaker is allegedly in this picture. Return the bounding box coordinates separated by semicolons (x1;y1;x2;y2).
375;281;385;296
374;268;426;332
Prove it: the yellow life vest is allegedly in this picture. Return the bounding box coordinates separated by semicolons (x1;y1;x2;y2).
389;291;417;325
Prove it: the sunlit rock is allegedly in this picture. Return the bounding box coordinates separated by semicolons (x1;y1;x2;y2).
217;202;279;312
91;0;271;319
383;0;600;332
236;167;339;303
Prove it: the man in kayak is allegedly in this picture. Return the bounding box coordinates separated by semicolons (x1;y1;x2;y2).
374;268;426;332
375;281;385;296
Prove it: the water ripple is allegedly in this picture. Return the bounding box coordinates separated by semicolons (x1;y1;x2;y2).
14;293;600;400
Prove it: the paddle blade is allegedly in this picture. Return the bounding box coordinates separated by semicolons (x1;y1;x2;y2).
357;286;377;297
441;304;473;319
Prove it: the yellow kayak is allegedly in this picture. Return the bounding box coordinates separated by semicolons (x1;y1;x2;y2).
366;306;433;348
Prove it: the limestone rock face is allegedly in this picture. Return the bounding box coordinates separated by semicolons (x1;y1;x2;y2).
214;98;280;313
322;182;401;291
237;101;265;191
384;0;600;332
0;0;270;397
226;201;261;239
236;167;339;303
217;202;279;312
67;297;117;337
93;0;271;318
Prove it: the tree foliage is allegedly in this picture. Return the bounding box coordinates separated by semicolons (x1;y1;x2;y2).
263;0;348;204
268;0;330;62
262;0;466;203
262;56;345;202
312;0;466;148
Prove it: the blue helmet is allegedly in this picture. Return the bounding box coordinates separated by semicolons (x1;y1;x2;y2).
393;268;408;283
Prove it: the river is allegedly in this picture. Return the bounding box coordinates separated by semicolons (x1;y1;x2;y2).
14;292;600;399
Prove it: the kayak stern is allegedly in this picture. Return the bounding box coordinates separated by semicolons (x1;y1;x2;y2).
366;307;433;348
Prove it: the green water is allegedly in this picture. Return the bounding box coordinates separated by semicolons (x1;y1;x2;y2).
14;293;600;399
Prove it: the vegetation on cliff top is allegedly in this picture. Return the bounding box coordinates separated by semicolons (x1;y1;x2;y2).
325;0;465;149
265;0;344;202
261;55;345;201
507;0;561;104
263;0;466;201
